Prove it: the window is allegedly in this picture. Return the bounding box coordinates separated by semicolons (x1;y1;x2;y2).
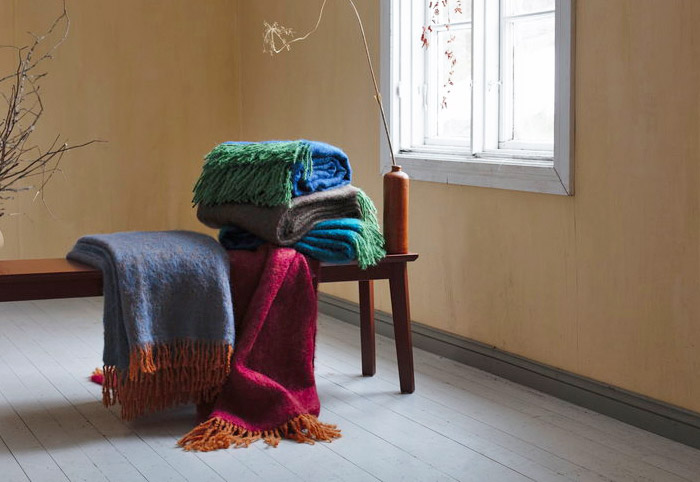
380;0;575;195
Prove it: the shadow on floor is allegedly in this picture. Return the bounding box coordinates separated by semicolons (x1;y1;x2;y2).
2;399;200;450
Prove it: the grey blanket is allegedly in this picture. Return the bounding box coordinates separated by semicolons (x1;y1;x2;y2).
67;231;235;418
196;184;362;245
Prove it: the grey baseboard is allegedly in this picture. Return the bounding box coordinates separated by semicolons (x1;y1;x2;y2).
318;293;700;450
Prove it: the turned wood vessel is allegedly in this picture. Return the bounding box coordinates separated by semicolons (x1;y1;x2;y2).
383;165;410;254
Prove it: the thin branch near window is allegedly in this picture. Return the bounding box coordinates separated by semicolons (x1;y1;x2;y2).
420;0;465;108
262;0;397;167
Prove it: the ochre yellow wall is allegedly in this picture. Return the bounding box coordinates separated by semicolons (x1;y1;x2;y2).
237;0;700;412
0;0;238;258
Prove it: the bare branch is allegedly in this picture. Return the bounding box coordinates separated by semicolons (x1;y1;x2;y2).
0;0;70;84
0;2;98;218
262;0;397;166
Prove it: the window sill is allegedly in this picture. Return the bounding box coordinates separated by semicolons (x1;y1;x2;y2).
382;151;571;195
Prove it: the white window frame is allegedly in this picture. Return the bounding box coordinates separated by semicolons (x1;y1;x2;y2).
379;0;575;195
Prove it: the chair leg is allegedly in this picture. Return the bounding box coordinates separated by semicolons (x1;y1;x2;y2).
359;280;376;376
389;262;415;393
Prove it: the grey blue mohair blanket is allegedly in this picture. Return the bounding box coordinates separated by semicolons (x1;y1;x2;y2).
67;231;235;420
197;184;363;245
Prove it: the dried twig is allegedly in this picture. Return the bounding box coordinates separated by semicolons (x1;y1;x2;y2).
0;2;100;218
421;0;463;108
262;0;397;167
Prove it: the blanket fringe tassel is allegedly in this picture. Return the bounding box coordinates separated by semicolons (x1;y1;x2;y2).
192;141;313;208
356;189;387;269
102;340;233;421
178;414;342;451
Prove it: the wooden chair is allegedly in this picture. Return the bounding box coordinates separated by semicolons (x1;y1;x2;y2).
0;252;419;393
311;253;418;393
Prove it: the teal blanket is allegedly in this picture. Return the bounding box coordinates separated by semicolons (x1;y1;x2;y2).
294;219;364;264
219;218;385;268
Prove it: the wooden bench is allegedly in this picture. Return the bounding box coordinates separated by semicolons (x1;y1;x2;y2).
0;253;419;393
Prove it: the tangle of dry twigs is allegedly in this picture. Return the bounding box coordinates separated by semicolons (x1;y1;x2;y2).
0;2;99;218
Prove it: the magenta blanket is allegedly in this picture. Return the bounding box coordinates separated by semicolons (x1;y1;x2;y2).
178;245;341;450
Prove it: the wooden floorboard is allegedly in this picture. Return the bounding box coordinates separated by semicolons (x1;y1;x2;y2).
409;349;700;480
317;314;700;482
314;355;586;481
316;376;532;482
379;328;700;469
0;299;699;482
315;339;600;481
0;434;30;482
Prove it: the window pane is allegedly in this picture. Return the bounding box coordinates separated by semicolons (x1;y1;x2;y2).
511;15;555;144
501;13;555;149
434;27;471;139
504;0;555;17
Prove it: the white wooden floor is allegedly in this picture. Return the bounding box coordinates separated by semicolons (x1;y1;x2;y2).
0;298;699;482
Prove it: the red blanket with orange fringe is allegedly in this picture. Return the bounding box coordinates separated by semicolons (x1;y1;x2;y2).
178;244;340;450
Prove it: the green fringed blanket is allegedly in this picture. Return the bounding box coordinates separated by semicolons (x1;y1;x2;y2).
192;140;351;208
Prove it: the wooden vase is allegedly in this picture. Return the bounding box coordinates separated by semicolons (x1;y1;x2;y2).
383;165;410;254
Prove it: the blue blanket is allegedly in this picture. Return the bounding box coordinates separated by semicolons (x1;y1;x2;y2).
289;141;352;197
67;231;235;419
219;219;367;265
218;225;265;251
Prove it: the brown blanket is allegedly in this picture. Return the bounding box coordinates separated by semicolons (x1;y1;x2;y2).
196;185;362;246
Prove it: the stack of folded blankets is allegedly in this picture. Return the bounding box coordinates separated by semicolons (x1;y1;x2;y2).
193;140;386;268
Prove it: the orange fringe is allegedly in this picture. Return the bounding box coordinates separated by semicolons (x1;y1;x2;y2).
178;414;341;451
102;340;233;421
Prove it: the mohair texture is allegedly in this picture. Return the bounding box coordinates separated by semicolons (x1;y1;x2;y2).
217;225;266;251
295;218;385;268
197;184;362;245
201;185;385;268
220;217;386;269
178;245;341;451
192;140;351;208
67;231;235;419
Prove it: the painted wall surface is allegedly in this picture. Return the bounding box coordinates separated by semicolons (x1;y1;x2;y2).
237;0;700;413
0;0;238;257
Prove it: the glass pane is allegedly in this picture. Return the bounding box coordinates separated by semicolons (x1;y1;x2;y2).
429;0;471;25
504;0;555;17
510;14;554;144
435;27;471;139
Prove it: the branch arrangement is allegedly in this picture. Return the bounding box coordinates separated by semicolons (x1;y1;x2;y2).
0;4;97;218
